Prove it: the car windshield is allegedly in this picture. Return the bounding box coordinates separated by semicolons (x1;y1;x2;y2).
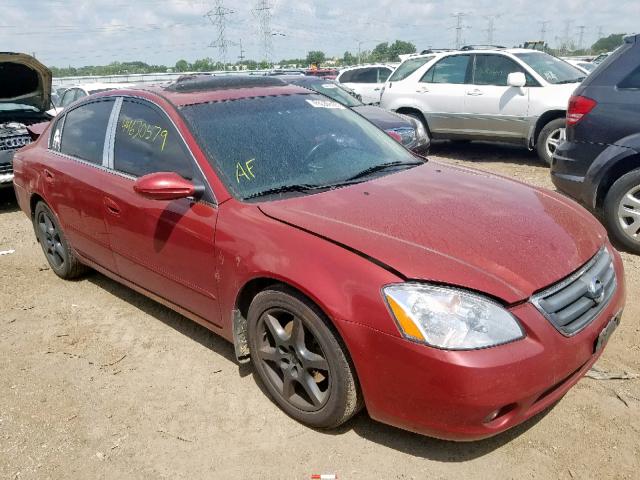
514;52;586;84
300;81;362;107
181;93;420;201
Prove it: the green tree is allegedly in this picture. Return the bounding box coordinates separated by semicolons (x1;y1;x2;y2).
342;51;357;65
306;50;326;66
591;34;626;53
175;59;190;72
370;42;389;62
388;40;416;61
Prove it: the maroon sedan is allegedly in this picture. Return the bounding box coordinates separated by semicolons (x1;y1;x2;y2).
13;76;625;440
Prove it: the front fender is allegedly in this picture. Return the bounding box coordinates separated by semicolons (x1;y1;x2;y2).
214;201;404;344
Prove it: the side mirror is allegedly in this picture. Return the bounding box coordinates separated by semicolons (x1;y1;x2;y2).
133;172;203;201
507;72;527;88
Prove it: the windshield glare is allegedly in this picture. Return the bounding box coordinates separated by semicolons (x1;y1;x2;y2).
181;93;418;200
302;81;362;107
514;52;585;84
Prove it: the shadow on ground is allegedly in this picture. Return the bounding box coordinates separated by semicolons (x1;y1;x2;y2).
430;140;543;168
0;189;19;213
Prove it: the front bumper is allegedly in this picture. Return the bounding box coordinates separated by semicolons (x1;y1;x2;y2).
0;149;16;189
340;249;625;441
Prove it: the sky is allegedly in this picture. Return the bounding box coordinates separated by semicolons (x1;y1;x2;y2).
1;0;636;68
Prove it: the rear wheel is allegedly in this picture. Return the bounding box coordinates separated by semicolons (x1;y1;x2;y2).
33;202;86;279
536;118;566;166
248;286;362;429
603;169;640;254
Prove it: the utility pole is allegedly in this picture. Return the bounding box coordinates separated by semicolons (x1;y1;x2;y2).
451;12;468;49
205;0;234;66
238;39;245;63
357;40;363;65
483;15;500;44
252;0;273;65
597;25;604;40
539;20;550;43
576;25;586;50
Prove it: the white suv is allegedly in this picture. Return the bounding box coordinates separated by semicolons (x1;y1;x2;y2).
379;48;587;164
336;64;396;105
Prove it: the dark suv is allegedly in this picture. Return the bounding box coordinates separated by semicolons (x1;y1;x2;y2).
551;34;640;253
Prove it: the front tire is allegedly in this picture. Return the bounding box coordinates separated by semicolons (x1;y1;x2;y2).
603;169;640;254
536;118;566;166
247;286;362;429
33;202;86;279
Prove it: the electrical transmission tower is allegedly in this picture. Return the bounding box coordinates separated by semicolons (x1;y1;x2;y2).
205;1;234;65
483;15;500;44
252;0;273;64
576;25;586;50
539;20;550;43
563;19;574;51
451;13;469;49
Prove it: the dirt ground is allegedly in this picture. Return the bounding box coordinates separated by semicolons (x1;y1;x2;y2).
1;141;639;480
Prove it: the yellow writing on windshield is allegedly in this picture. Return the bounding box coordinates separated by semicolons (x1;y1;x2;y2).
236;158;256;183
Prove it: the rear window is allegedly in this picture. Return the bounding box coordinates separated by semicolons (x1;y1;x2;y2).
389;56;434;82
60;99;114;165
619;65;640;89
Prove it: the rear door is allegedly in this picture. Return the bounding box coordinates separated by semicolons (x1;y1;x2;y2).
47;98;118;272
416;54;471;135
103;97;220;324
463;54;532;139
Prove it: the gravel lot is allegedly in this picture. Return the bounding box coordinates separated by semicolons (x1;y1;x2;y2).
1;141;639;480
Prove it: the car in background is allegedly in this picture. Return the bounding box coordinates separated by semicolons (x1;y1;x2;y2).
47;83;132;116
0;52;52;189
592;52;612;65
280;75;429;153
336;64;396;104
305;68;339;80
564;59;596;74
552;34;640;254
380;47;587;164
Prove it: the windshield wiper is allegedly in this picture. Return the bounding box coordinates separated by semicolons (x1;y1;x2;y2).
244;183;329;200
343;160;423;182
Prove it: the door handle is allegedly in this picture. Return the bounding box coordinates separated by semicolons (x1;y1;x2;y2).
415;87;429;93
466;89;483;96
373;87;381;91
43;169;54;183
103;197;121;216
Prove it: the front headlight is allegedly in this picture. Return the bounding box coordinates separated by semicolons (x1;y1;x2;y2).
383;284;524;350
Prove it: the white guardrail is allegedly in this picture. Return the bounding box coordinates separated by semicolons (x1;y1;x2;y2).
52;69;273;87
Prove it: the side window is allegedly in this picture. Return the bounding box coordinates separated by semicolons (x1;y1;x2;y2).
59;99;114;164
114;99;195;180
377;67;392;83
339;70;354;83
60;89;77;108
619;65;640;89
421;55;470;84
346;68;378;84
473;55;537;86
49;117;64;151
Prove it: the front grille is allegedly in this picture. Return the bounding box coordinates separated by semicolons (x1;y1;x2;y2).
0;135;30;151
531;247;616;336
0;163;12;175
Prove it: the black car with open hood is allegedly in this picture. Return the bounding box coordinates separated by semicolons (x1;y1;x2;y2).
0;52;52;188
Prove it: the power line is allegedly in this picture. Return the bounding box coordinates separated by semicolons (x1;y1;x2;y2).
205;1;235;64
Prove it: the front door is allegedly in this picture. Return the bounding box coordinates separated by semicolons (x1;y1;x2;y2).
103;98;220;325
463;54;531;139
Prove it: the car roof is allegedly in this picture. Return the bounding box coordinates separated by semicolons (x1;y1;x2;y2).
108;75;311;107
339;64;395;72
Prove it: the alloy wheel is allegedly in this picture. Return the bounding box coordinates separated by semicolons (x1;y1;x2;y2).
617;184;640;243
38;211;65;269
545;127;566;158
255;308;331;411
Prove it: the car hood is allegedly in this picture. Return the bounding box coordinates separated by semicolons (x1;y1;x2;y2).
258;162;606;303
0;53;52;112
351;105;411;131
